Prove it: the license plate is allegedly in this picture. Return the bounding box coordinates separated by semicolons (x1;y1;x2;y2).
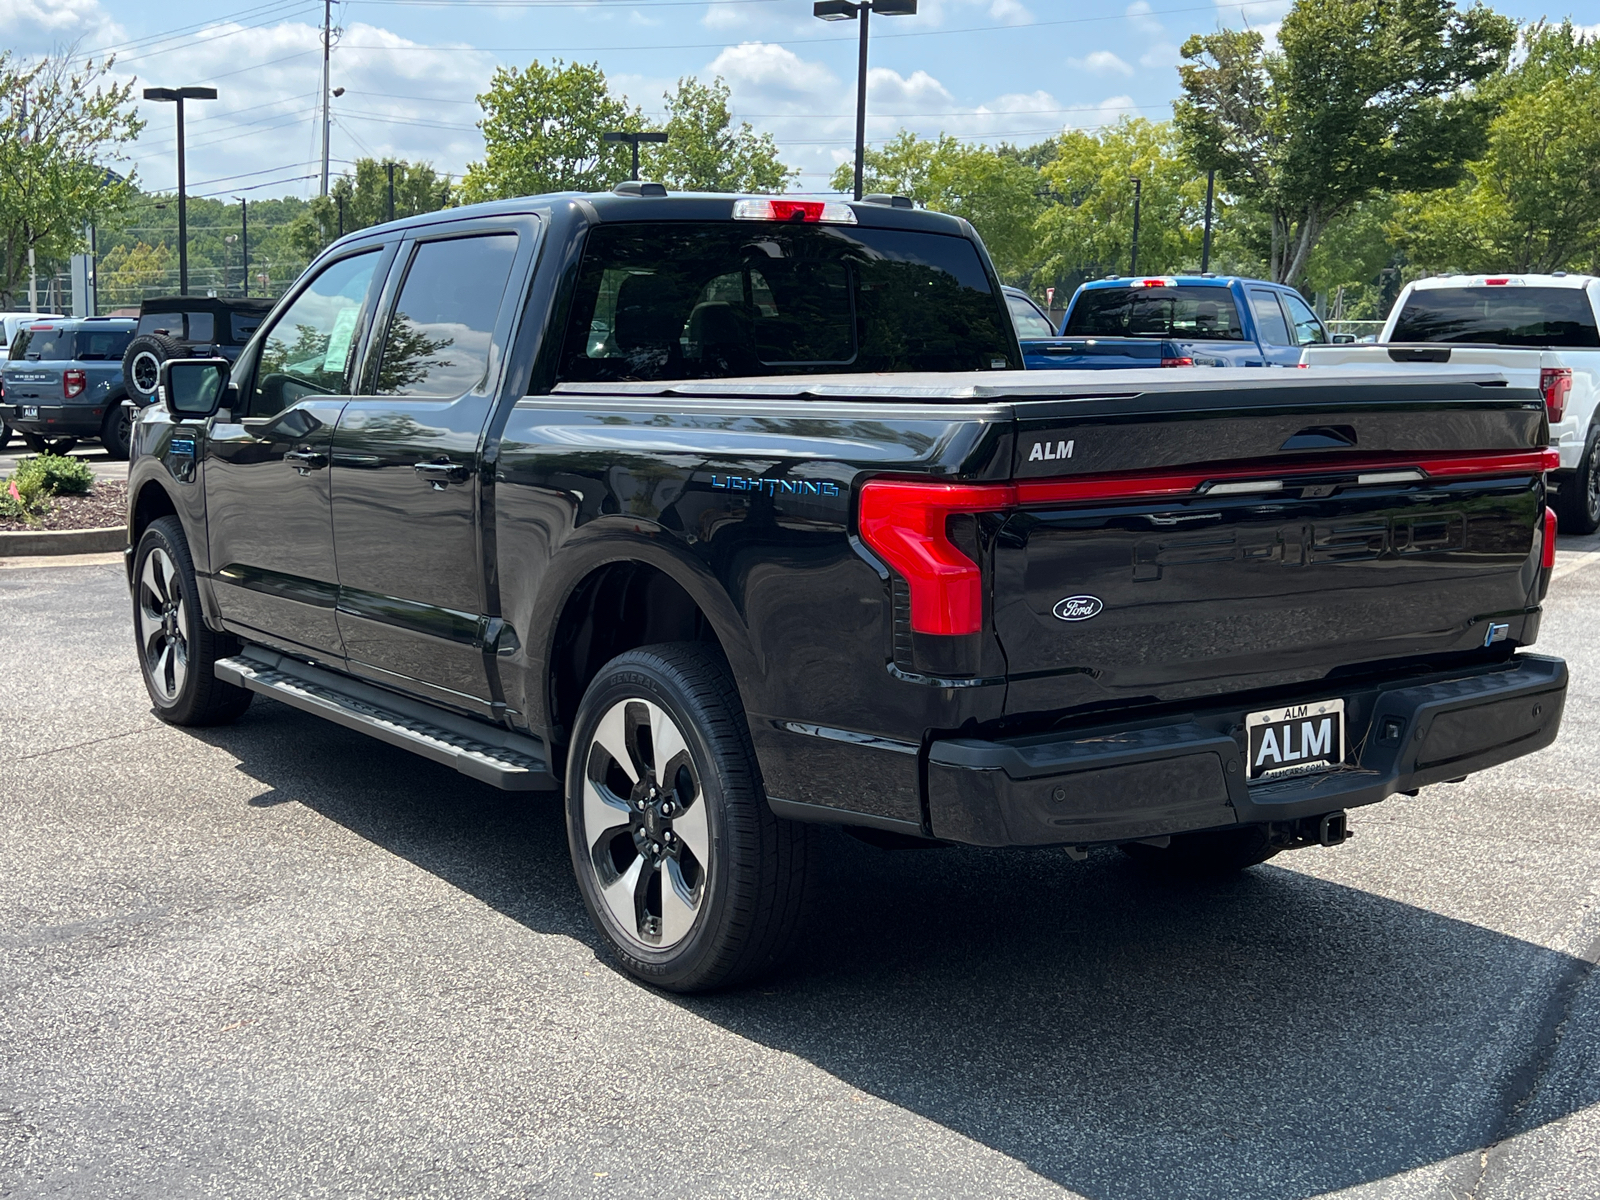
22;406;38;418
1246;699;1345;782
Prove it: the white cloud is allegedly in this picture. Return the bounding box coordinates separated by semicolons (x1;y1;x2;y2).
6;0;119;50
986;0;1034;28
1125;0;1164;36
1068;50;1134;77
1084;94;1138;130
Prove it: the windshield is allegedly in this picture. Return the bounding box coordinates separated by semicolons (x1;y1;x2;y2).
1064;285;1247;340
1391;287;1600;348
557;221;1018;382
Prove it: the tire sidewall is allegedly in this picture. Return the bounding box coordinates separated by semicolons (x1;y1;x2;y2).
133;517;206;722
564;654;738;989
122;335;181;403
101;400;133;460
1584;431;1600;528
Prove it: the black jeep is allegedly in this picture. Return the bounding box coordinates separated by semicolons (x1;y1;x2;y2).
121;296;274;406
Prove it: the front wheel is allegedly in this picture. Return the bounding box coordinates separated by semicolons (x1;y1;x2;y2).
133;516;253;726
565;643;811;992
1558;430;1600;536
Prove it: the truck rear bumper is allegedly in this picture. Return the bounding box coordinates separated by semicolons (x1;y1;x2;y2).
927;654;1567;847
3;403;106;436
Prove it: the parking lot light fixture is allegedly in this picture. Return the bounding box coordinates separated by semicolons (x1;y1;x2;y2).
143;86;218;296
814;0;917;202
604;131;669;182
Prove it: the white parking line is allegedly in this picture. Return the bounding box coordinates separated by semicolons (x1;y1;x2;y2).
1552;550;1600;581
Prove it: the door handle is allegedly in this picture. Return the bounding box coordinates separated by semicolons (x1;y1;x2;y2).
284;447;328;475
414;459;471;489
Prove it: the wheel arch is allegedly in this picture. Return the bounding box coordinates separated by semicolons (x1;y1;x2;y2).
537;532;760;763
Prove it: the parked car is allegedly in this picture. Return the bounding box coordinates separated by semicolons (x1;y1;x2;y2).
1302;273;1600;532
1023;275;1337;369
128;189;1565;992
0;311;69;450
121;295;274;405
2;316;137;456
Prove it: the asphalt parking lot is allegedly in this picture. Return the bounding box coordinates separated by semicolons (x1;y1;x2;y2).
3;544;1599;1199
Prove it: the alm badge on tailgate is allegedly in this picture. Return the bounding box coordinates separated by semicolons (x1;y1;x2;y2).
1246;699;1345;782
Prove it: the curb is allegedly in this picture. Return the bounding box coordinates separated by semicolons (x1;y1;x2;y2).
0;525;125;557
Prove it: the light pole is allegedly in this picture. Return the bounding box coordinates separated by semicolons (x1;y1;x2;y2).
1128;176;1142;275
814;0;917;202
1200;168;1215;273
144;86;217;296
234;196;249;297
603;130;669;182
384;160;396;222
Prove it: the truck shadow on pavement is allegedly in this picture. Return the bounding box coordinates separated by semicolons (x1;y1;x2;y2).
198;699;1599;1200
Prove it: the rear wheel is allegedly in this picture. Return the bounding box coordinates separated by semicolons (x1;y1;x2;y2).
0;421;12;451
565;642;811;992
1121;824;1279;877
20;433;77;455
1557;429;1600;536
133;516;253;726
100;401;134;461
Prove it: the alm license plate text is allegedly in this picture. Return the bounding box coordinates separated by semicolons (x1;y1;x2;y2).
22;406;38;418
1246;699;1345;782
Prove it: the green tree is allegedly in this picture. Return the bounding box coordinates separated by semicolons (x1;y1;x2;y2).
97;240;172;309
0;49;143;308
641;77;793;193
1033;118;1211;292
460;60;643;201
289;158;454;260
1175;0;1515;286
832;132;1043;283
1394;21;1600;274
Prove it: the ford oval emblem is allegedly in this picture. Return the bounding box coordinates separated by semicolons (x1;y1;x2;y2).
1053;595;1103;622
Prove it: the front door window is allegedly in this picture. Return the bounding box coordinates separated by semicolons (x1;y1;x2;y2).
250;251;380;417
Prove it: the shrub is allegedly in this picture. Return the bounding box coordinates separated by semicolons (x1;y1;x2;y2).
0;471;52;522
16;453;95;496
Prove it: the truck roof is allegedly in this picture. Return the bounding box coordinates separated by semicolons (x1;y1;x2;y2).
1078;275;1290;291
1404;273;1597;291
328;189;973;247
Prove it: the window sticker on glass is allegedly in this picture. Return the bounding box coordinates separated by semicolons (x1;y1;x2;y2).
323;306;360;375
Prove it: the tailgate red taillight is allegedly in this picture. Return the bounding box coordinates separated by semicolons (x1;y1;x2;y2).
858;480;1013;635
63;369;86;398
1160;356;1194;367
1544;506;1559;569
1541;368;1572;424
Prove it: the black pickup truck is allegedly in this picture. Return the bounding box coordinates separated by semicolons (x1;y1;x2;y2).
128;188;1567;992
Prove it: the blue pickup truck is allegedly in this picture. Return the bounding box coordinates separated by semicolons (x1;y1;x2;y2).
1010;276;1338;370
1;317;137;457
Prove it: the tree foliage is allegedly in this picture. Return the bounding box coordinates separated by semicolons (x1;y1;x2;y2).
0;49;143;308
642;77;793;193
289;158;454;260
1175;0;1515;285
460;60;644;201
1394;21;1600;274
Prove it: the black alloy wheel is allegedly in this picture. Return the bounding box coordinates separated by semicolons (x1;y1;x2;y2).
100;400;135;461
133;516;253;726
1565;430;1600;536
565;642;811;992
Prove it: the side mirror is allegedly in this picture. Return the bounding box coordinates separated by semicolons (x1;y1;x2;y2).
159;357;232;419
1331;333;1356;344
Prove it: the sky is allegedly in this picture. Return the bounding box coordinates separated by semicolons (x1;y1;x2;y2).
9;0;1596;201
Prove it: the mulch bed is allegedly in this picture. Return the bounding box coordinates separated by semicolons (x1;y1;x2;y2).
0;480;127;533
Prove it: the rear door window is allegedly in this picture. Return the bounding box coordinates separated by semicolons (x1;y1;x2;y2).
78;330;132;360
1064;286;1247;340
375;233;519;396
230;312;264;343
1392;287;1600;347
1249;289;1294;346
136;313;184;338
557;221;1016;382
1280;292;1327;346
1007;292;1056;339
186;312;216;342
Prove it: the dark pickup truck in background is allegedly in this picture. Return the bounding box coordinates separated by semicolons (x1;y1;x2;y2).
129;190;1567;992
1019;275;1339;370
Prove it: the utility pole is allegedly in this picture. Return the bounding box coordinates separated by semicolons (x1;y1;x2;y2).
1128;176;1143;276
336;193;346;237
385;161;396;222
1201;168;1216;273
320;0;333;196
236;197;249;297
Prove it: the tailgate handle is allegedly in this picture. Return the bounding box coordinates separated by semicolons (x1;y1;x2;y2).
1388;347;1451;363
1281;425;1357;451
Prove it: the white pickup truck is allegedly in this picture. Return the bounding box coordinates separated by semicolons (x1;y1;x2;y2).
1303;273;1600;532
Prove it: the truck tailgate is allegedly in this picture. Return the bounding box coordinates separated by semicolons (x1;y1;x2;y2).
993;371;1550;715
